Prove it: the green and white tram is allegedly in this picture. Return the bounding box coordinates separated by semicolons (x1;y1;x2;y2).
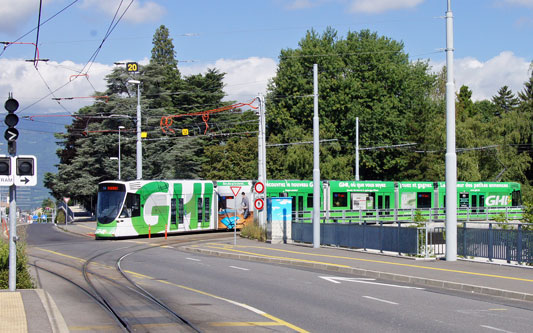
96;180;216;238
96;179;522;238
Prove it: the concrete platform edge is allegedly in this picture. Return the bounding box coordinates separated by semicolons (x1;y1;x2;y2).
182;246;533;303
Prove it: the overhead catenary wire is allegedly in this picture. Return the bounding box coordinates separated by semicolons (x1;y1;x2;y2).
34;0;44;68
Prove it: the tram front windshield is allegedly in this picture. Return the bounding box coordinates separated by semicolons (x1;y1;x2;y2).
97;184;126;224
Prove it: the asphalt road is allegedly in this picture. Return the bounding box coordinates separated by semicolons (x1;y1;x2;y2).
26;224;533;332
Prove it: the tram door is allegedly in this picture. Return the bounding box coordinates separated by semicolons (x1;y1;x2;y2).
377;194;391;215
471;194;485;214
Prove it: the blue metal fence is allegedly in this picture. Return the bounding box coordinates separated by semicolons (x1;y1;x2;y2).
458;224;533;264
292;222;418;254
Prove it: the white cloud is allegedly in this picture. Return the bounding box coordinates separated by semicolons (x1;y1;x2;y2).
0;0;54;33
349;0;425;14
0;59;110;114
430;51;531;101
503;0;533;7
0;56;277;114
180;57;278;102
81;0;166;23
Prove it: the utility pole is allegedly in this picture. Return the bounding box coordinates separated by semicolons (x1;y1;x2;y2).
445;0;457;261
312;64;321;248
256;94;267;228
128;80;142;179
118;125;124;179
355;117;360;181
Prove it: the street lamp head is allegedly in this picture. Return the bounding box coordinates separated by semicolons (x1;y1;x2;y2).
118;126;125;130
128;80;140;84
109;157;118;160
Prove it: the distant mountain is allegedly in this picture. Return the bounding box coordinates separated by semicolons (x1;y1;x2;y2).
0;112;71;210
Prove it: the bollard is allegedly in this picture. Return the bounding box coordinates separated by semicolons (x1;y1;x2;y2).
149;225;151;239
165;224;168;239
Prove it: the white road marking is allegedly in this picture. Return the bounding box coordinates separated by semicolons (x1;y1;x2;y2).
480;325;515;333
362;296;398;305
229;266;250;271
186;258;201;262
319;276;375;284
320;276;424;289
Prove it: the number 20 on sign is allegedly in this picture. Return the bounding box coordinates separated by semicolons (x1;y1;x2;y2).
126;62;138;72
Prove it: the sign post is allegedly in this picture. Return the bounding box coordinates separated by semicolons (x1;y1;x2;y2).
230;186;241;245
64;197;70;225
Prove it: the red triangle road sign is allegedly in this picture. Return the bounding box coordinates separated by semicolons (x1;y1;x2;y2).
230;186;241;197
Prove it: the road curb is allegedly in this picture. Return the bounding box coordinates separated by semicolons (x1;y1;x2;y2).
182;246;533;303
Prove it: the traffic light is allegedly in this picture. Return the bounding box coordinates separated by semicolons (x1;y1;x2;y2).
4;96;19;155
14;155;37;186
0;155;37;186
16;157;34;176
0;156;11;176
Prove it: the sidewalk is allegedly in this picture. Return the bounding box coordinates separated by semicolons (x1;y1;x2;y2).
0;289;68;333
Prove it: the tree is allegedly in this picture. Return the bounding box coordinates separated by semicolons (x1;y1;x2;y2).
266;28;436;180
44;26;227;211
491;85;518;116
151;25;177;67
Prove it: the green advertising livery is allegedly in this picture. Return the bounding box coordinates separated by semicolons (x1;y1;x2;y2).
95;179;523;238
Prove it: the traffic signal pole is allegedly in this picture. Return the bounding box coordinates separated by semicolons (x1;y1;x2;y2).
3;95;36;290
8;183;16;291
4;94;19;291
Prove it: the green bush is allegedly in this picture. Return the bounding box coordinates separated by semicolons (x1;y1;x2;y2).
0;239;35;289
240;221;267;242
55;210;66;224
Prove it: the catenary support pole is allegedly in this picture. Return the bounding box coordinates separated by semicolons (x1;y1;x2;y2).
313;64;321;248
257;94;267;228
445;0;457;261
355;117;360;181
136;83;142;179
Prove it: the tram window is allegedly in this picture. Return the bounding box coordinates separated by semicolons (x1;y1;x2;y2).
307;195;314;208
171;198;177;224
385;196;390;215
298;196;303;212
459;193;469;208
197;198;203;222
279;193;288;197
178;198;184;224
218;196;233;212
333;192;347;207
120;193;140;218
512;190;521;206
417;192;431;209
472;195;478;213
479;195;485;213
205;197;210;222
401;193;416;209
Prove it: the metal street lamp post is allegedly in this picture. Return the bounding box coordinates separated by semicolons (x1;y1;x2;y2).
118;126;125;179
110;157;118;179
128;80;142;179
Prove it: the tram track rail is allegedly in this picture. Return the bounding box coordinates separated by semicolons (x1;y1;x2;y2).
28;234;227;332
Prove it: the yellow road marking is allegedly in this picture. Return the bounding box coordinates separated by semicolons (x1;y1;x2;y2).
32;247;308;332
73;224;95;231
158;280;308;333
211;321;283;327
34;248;86;263
206;243;533;283
69;325;116;331
204;245;351;268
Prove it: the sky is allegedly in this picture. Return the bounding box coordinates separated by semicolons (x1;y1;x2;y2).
0;0;532;117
